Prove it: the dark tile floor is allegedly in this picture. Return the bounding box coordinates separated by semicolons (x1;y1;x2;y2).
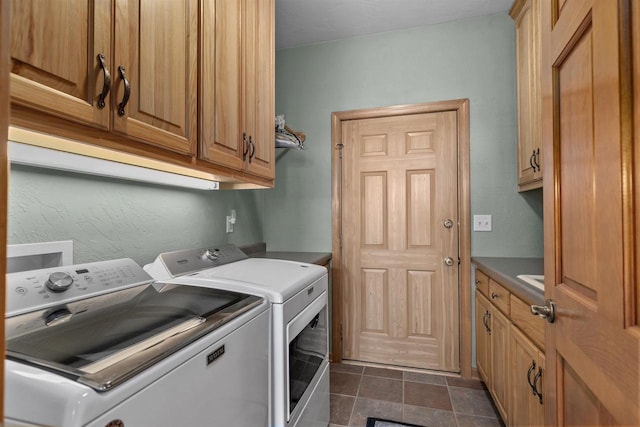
329;363;505;427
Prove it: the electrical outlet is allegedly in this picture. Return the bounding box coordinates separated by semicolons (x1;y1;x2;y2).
473;215;492;232
226;209;236;233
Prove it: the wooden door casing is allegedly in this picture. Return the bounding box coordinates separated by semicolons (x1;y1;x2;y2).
1;0;10;418
542;0;640;425
341;111;459;372
113;0;197;155
9;0;111;129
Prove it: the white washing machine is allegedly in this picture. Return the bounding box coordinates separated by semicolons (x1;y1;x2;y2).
5;258;270;427
145;245;330;427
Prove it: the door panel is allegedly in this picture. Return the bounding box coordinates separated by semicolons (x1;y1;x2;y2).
475;292;491;382
244;0;274;179
342;111;459;372
113;0;197;155
10;0;111;128
490;307;509;422
542;0;639;425
200;0;244;169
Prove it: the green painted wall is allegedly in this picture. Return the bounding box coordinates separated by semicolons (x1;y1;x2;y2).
265;13;543;258
8;164;264;265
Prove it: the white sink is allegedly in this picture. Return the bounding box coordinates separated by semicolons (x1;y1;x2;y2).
516;274;544;291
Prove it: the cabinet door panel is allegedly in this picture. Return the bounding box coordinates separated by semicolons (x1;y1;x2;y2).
475;292;491;383
199;0;245;170
510;325;544;427
490;307;510;423
513;0;542;191
114;0;197;155
10;0;111;128
244;0;274;179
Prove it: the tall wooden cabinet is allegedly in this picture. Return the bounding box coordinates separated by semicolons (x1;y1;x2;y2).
10;0;198;155
200;0;275;180
510;0;542;191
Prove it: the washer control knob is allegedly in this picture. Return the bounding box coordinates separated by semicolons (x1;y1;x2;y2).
203;249;220;261
45;272;74;293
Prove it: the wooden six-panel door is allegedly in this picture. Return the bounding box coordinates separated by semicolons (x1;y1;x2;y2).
341;111;459;372
542;0;640;425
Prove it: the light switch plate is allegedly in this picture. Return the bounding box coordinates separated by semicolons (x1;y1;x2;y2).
473;215;492;232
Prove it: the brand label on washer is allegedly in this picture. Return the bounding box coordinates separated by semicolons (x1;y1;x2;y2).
206;345;225;365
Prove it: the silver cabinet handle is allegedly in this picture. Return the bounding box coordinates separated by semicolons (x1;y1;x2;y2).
531;299;556;323
444;257;454;266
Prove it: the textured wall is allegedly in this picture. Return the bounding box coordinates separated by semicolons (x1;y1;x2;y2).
266;12;543;257
8;164;264;265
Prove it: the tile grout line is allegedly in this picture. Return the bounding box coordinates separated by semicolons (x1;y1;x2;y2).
346;369;364;426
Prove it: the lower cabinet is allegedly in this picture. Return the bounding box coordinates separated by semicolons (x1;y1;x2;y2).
490;307;510;422
474;273;545;427
510;326;545;426
475;292;491;382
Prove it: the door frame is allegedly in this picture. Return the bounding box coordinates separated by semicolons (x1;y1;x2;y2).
330;99;471;377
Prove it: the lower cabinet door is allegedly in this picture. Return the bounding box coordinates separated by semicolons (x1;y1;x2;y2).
475;292;491;383
490;307;510;423
510;325;545;426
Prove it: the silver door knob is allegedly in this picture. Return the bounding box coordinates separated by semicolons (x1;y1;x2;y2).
444;257;455;266
443;219;454;229
531;299;556;323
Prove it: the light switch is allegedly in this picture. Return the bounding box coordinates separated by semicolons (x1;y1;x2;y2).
473;215;492;232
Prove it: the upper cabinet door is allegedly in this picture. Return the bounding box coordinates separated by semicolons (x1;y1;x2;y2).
244;0;274;179
200;0;274;180
511;0;542;192
113;0;197;155
10;0;112;129
200;0;245;170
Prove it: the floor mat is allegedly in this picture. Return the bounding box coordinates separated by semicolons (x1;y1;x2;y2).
365;418;425;427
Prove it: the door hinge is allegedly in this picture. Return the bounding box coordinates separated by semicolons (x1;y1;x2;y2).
337;143;344;159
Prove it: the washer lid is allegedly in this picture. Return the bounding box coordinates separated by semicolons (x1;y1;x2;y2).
6;282;263;392
172;258;328;303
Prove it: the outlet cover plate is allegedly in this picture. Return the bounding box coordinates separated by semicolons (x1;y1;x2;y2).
473;215;492;232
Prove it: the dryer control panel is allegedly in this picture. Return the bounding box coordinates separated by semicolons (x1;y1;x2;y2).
144;244;248;280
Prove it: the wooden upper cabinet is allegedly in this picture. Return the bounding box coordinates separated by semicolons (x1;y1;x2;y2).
9;0;112;129
511;0;542;192
113;0;198;155
244;0;275;179
200;0;245;170
200;0;274;180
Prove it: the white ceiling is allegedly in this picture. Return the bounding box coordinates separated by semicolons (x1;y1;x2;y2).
275;0;513;50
